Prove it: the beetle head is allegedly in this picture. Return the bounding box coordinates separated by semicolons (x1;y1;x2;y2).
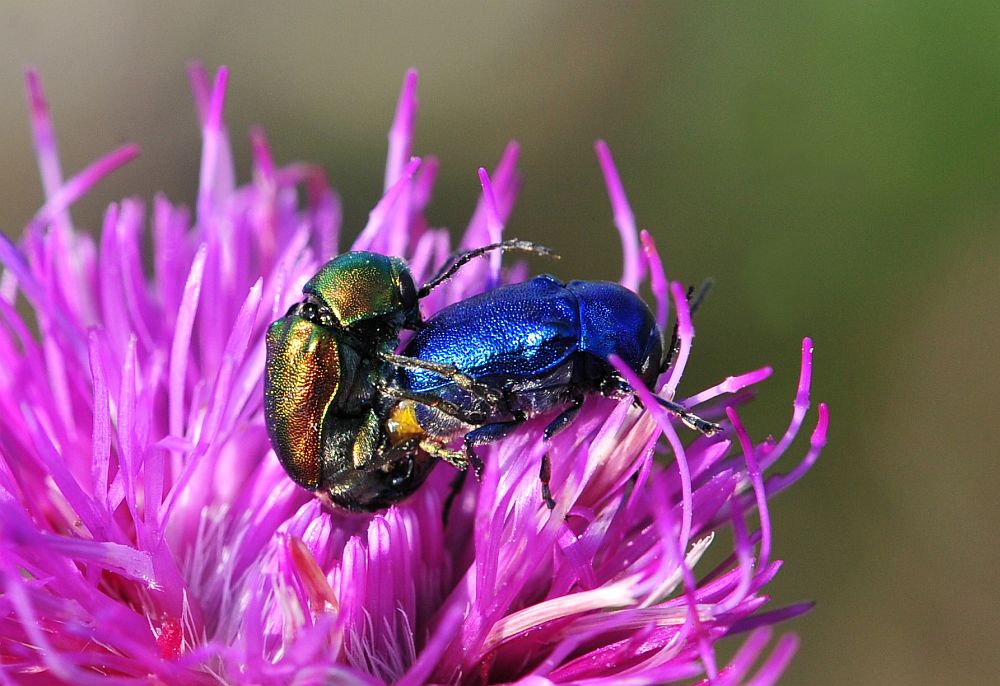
304;252;420;337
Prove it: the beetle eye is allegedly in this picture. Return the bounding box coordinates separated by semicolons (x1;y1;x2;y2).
398;270;418;309
292;300;341;329
300;302;318;320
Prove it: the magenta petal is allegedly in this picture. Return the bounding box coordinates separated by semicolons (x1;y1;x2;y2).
462;141;521;252
29;144;140;242
595;140;644;291
640;229;670;331
23;68;66;212
477;167;505;287
385;69;420;192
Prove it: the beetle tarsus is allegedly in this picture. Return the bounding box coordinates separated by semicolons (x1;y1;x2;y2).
540;453;555;510
651;395;722;437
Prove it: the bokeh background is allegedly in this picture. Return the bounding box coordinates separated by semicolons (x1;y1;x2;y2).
1;3;995;684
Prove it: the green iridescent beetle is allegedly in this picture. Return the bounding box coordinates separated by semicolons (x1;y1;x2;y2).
264;251;430;511
263;241;554;511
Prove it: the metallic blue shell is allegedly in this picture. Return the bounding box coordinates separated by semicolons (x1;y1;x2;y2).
399;275;662;396
401;275;578;392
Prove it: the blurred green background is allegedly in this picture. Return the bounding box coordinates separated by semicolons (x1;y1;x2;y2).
1;2;996;684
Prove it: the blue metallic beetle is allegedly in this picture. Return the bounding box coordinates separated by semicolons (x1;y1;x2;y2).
383;273;720;509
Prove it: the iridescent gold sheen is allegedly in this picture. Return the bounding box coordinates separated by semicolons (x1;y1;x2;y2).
264;316;342;489
351;411;382;469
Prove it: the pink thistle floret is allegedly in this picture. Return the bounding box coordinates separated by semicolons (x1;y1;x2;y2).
0;65;828;685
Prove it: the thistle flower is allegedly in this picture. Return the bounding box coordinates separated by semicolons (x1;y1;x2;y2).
0;65;829;685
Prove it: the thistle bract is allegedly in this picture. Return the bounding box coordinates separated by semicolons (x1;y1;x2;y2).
0;66;828;685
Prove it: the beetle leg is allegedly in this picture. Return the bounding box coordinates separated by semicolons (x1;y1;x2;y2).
380;352;505;408
350;410;384;469
539;454;555;510
419;440;468;470
532;396;585;510
542;396;584;441
467;450;486;481
611;379;722;436
378;382;489;426
463;420;524;480
364;436;418;474
417;239;558;298
652;396;722;436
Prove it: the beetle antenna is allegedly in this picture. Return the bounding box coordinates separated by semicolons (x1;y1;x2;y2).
614;377;722;436
418;239;558;298
660;278;713;374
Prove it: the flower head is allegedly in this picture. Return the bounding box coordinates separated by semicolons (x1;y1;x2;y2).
0;66;828;685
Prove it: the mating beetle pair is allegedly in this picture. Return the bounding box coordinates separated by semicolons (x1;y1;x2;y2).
264;240;719;512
